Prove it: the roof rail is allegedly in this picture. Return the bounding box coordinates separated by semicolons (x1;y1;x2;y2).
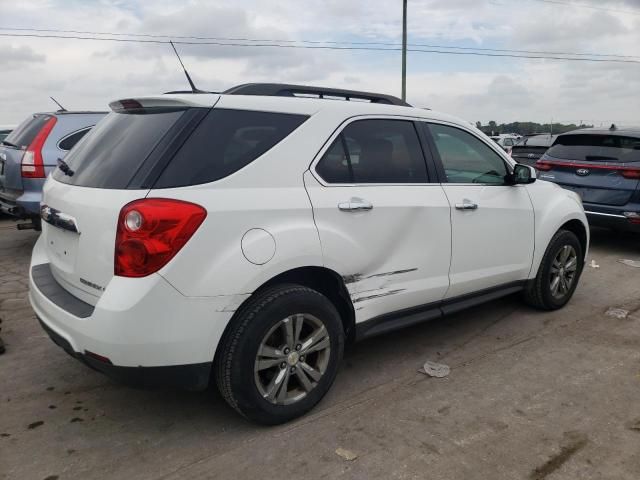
163;90;218;94
222;83;411;107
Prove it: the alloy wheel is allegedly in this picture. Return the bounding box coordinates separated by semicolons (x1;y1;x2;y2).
254;314;331;405
550;244;578;300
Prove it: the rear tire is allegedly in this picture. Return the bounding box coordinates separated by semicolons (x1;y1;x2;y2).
215;284;344;425
523;229;584;310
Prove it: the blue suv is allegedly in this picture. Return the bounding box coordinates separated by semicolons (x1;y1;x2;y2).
0;110;106;228
536;127;640;233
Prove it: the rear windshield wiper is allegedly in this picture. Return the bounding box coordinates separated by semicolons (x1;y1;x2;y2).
57;158;75;177
585;155;618;161
1;140;19;148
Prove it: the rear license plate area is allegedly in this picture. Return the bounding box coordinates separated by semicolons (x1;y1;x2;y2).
44;226;79;273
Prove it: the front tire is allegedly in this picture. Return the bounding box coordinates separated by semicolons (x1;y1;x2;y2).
523;229;584;310
215;284;344;425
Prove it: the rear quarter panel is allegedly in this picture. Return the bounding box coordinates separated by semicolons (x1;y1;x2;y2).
150;111;340;297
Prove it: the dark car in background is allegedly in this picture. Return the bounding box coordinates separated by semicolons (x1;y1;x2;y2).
0;110;106;228
511;134;557;167
0;126;14;143
536;128;640;233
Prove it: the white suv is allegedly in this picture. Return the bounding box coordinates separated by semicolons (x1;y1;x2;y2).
29;84;588;424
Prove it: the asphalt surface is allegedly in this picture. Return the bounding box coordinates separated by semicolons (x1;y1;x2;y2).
1;218;639;480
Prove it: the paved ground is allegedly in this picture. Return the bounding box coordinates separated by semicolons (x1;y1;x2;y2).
1;218;639;480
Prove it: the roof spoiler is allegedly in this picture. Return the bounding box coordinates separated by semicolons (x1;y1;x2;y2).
109;95;219;112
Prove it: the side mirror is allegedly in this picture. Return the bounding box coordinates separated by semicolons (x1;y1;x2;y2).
512;164;536;184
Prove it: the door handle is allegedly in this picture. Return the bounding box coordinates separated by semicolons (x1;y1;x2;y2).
455;199;478;210
338;198;373;212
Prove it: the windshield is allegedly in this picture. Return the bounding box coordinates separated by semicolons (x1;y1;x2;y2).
546;134;640;162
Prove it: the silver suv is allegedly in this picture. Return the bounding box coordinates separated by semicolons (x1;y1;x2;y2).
0;110;106;228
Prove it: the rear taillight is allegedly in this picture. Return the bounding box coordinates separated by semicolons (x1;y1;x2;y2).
535;158;640;178
21;116;57;178
535;160;553;171
621;169;640;179
115;198;207;278
624;212;640;224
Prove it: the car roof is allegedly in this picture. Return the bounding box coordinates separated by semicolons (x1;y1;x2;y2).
559;127;640;137
111;92;470;127
515;134;557;147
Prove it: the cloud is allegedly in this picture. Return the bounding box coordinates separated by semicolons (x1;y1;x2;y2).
0;44;46;69
0;0;638;126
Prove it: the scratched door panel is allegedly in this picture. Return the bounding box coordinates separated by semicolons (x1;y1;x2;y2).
303;171;451;323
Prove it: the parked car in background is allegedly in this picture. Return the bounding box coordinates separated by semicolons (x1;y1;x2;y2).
511;134;557;167
30;83;588;424
490;135;519;153
536;127;640;233
0;125;15;143
0;110;106;228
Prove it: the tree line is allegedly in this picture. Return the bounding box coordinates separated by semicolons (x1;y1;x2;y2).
476;121;593;136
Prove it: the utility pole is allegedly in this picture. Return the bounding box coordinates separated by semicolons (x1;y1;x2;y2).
401;0;407;101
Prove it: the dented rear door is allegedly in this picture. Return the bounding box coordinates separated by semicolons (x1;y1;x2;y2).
304;117;451;324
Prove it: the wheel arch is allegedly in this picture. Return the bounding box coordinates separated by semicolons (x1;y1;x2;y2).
530;212;589;278
258;266;356;343
560;218;588;258
216;266;356;362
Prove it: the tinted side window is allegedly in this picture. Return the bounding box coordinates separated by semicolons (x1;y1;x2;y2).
315;137;352;183
4;114;52;148
316;119;427;184
428;124;508;185
58;128;92;151
155;109;308;188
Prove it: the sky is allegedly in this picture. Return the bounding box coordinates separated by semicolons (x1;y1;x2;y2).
0;0;639;126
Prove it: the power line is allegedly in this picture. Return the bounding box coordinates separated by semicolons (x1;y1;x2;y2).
0;26;638;60
528;0;640;16
1;31;639;64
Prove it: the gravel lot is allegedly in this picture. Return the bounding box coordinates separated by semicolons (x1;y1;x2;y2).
1;218;639;480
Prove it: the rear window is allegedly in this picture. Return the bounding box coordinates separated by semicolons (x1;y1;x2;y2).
4;114;52;148
547;134;640;162
52;109;186;188
58;127;92;151
153;109;308;188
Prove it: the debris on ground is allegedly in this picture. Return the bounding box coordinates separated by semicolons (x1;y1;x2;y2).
0;317;5;355
420;361;451;378
618;259;640;268
628;418;640;432
605;308;629;319
335;448;358;461
589;260;600;269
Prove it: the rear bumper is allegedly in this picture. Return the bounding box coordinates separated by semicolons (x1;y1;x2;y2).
29;236;250;389
38;317;212;390
584;205;640;233
0;190;41;218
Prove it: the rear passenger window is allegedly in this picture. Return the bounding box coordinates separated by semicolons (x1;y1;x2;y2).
58;128;92;151
154;109;308;188
315;119;428;184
